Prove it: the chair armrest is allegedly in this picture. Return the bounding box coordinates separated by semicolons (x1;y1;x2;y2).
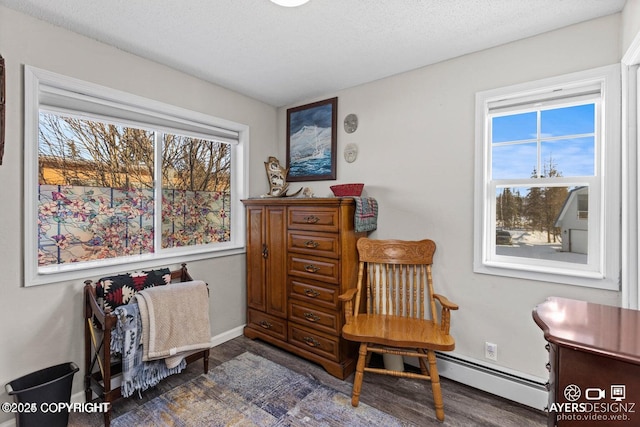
433;294;458;335
339;288;359;325
338;288;358;302
433;294;459;311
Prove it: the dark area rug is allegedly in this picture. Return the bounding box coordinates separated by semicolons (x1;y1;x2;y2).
111;351;405;426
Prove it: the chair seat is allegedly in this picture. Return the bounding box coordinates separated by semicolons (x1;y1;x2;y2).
342;314;455;351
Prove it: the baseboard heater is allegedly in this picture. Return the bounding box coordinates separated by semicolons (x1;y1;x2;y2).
431;351;549;411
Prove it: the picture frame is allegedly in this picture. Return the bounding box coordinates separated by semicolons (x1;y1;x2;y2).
286;97;337;181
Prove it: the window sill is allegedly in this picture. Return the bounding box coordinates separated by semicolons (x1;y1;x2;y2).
474;261;619;291
27;245;246;287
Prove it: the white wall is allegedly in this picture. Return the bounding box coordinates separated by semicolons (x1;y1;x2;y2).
0;6;275;424
278;14;623;381
623;0;640;54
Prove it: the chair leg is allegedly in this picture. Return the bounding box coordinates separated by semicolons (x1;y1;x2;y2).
365;351;373;367
203;349;210;374
351;342;368;407
427;350;445;422
418;349;429;376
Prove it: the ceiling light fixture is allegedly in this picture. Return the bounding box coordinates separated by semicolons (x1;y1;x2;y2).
270;0;310;7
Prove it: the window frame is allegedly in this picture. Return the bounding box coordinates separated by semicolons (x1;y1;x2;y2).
24;66;249;287
474;64;621;289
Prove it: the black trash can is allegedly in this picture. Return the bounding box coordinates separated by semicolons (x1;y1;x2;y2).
5;362;79;427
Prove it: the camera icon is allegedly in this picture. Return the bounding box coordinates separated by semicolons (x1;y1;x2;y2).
585;388;606;401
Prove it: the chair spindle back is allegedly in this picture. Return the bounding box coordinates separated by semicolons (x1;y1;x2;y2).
356;238;437;322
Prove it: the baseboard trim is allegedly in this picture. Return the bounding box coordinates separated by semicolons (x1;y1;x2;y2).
433;352;548;410
210;325;245;347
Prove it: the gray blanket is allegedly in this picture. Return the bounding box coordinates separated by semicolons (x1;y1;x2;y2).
111;302;186;398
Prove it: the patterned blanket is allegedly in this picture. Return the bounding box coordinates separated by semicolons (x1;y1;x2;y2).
111;303;186;398
353;197;378;232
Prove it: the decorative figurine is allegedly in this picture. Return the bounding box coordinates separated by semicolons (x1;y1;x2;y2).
262;156;302;198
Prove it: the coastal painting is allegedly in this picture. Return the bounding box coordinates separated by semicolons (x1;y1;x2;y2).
286;97;337;181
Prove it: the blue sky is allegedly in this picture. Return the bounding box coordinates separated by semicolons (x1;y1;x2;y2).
491;103;595;179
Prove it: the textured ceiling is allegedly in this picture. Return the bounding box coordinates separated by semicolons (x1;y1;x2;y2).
0;0;627;107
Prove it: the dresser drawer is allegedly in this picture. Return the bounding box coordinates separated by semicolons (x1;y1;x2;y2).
247;309;287;341
288;231;339;258
289;301;340;335
289;323;340;362
288;207;339;232
288;254;339;284
289;277;339;310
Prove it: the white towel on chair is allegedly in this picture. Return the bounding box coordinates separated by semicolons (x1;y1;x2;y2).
135;280;211;369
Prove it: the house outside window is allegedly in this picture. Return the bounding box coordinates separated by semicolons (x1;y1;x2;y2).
474;65;621;289
25;66;248;286
577;194;589;220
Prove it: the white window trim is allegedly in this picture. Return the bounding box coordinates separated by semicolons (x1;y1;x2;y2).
24;66;249;287
474;64;621;290
621;30;640;308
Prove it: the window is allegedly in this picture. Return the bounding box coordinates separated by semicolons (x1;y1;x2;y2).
25;66;248;286
474;65;621;289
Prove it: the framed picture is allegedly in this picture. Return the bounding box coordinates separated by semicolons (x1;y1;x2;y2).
286;97;337;181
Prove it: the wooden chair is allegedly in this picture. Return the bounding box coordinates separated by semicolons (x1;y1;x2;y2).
339;238;458;422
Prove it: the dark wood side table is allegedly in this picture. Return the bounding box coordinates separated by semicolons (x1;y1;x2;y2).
533;297;640;426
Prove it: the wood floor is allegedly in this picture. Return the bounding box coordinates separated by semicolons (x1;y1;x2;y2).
70;335;547;426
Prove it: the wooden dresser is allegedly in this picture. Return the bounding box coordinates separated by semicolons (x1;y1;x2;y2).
533;297;640;426
242;197;367;379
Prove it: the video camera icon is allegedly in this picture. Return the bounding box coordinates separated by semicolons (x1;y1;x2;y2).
585;388;606;400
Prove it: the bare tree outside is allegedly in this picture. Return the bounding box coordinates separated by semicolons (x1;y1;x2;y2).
37;112;231;266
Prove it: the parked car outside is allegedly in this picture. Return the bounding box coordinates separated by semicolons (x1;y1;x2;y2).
496;230;512;245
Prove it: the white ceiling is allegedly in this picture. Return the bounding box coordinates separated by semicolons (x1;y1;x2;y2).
0;0;627;107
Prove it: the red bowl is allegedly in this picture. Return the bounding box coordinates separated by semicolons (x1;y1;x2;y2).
330;183;364;197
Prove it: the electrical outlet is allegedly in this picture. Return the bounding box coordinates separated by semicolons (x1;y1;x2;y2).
485;342;498;361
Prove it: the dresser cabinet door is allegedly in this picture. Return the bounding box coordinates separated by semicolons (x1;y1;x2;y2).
245;205;287;319
246;206;266;311
265;207;287;318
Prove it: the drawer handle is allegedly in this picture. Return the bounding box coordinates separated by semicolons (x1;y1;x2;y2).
304;240;319;248
303;336;320;347
259;320;272;329
304;288;320;298
304;215;320;224
303;312;321;322
545;381;550;391
545;362;551;372
304;264;320;273
545;343;550;352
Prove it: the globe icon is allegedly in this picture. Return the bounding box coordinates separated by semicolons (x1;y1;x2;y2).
564;384;581;402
